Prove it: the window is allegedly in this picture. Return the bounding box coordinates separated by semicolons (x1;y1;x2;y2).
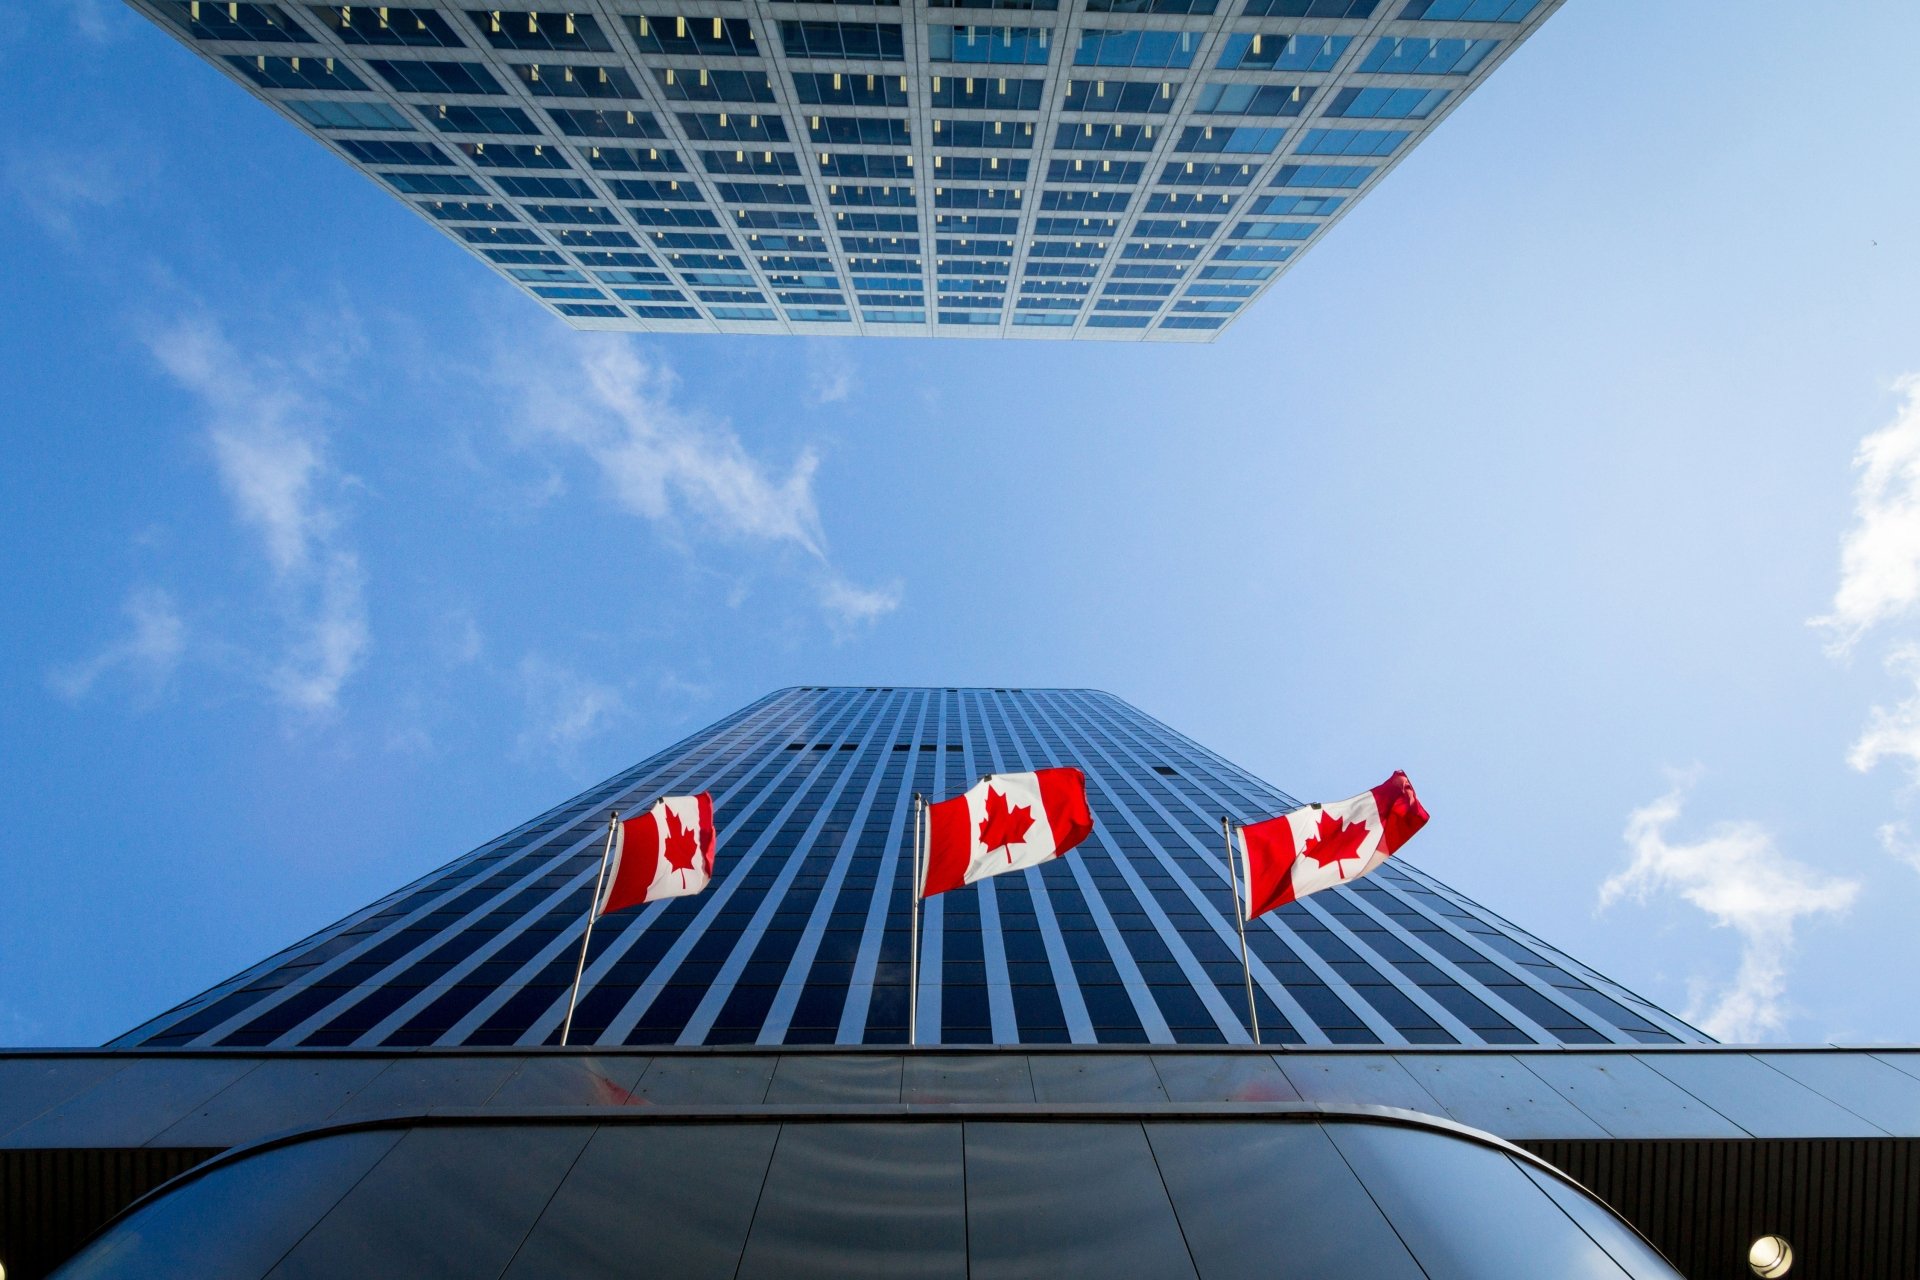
513;63;642;100
494;175;594;198
226;54;366;90
821;153;913;179
382;171;485;195
780;21;905;59
468;8;614;51
932;0;1057;8
310;5;462;46
1039;188;1131;212
735;210;819;230
546;108;663;139
931;25;1052;64
338;138;449;166
1232;219;1316;239
457;141;570;169
1088;0;1215;11
588;146;685;173
609;178;701;201
1177;125;1286;154
1240;0;1376;15
1296;128;1408;157
792;71;911;107
527;204;620;225
1399;0;1539;21
653;68;777;103
418;199;517;222
718;182;813;204
420;104;541;135
1074;30;1199;69
1248;193;1342;216
864;308;927;322
1052;122;1161;153
1324;87;1450;119
931;74;1044;110
809;116;911;147
1215;32;1346;71
1269;163;1373;188
1061;78;1175;114
1160;159;1258;185
828;184;917;207
1143;191;1237;214
288;98;412;130
1046;158;1144;184
1359;36;1497;75
703;149;803;176
1193;83;1311;116
556;302;623;317
164;2;311;41
369;59;503;95
625;15;759;56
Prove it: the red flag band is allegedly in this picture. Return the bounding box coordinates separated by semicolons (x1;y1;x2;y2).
600;793;717;916
923;768;1093;898
1236;771;1428;921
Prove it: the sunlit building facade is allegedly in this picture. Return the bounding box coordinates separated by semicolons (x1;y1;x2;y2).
128;1;1561;339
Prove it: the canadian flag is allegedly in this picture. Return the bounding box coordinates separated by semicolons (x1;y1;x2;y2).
923;768;1094;898
598;793;717;917
1236;772;1428;921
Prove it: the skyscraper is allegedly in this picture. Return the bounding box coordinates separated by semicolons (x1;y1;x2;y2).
14;689;1919;1279
120;686;1702;1050
127;1;1561;339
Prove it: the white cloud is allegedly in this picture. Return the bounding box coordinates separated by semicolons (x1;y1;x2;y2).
145;317;369;714
805;340;856;405
49;587;186;702
8;148;129;239
1847;643;1920;783
1876;822;1920;875
503;335;896;628
820;575;902;630
515;656;623;764
1599;776;1859;1042
1812;377;1920;654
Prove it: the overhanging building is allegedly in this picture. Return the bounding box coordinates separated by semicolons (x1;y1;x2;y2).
127;1;1560;340
8;688;1918;1279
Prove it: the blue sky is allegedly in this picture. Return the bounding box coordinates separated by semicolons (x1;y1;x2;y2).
6;0;1920;1048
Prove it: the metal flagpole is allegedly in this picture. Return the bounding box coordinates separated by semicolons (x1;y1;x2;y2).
1222;816;1261;1046
909;793;924;1047
561;809;621;1047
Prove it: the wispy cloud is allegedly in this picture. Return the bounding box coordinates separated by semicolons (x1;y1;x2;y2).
1812;377;1920;654
502;335;896;627
49;586;186;702
146;316;370;714
1599;775;1859;1042
7;148;131;240
1847;643;1920;783
805;340;856;405
515;655;624;765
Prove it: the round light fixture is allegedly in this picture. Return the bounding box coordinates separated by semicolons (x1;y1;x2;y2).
1749;1235;1792;1277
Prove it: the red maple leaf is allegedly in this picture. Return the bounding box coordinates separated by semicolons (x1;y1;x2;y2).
977;786;1036;864
1299;809;1370;879
662;806;701;886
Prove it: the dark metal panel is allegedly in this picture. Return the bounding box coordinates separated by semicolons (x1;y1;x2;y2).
484;1055;650;1107
502;1124;777;1280
1146;1121;1424;1280
1636;1053;1887;1139
1518;1054;1746;1139
1325;1122;1638;1279
1396;1054;1611;1140
47;1133;399;1280
1150;1054;1298;1103
1512;1158;1681;1279
0;1060;131;1143
903;1055;1036;1103
3;1058;259;1149
264;1126;591;1278
738;1123;966;1280
1274;1054;1445;1115
151;1059;390;1147
1028;1054;1166;1103
634;1054;777;1104
965;1122;1197;1280
765;1055;904;1104
1755;1054;1920;1136
327;1055;523;1121
0;1146;218;1280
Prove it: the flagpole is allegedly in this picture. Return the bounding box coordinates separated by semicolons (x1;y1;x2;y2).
561;809;620;1047
909;793;924;1048
1222;816;1260;1046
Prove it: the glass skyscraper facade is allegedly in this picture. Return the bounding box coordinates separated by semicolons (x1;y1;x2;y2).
129;1;1559;339
121;687;1704;1050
